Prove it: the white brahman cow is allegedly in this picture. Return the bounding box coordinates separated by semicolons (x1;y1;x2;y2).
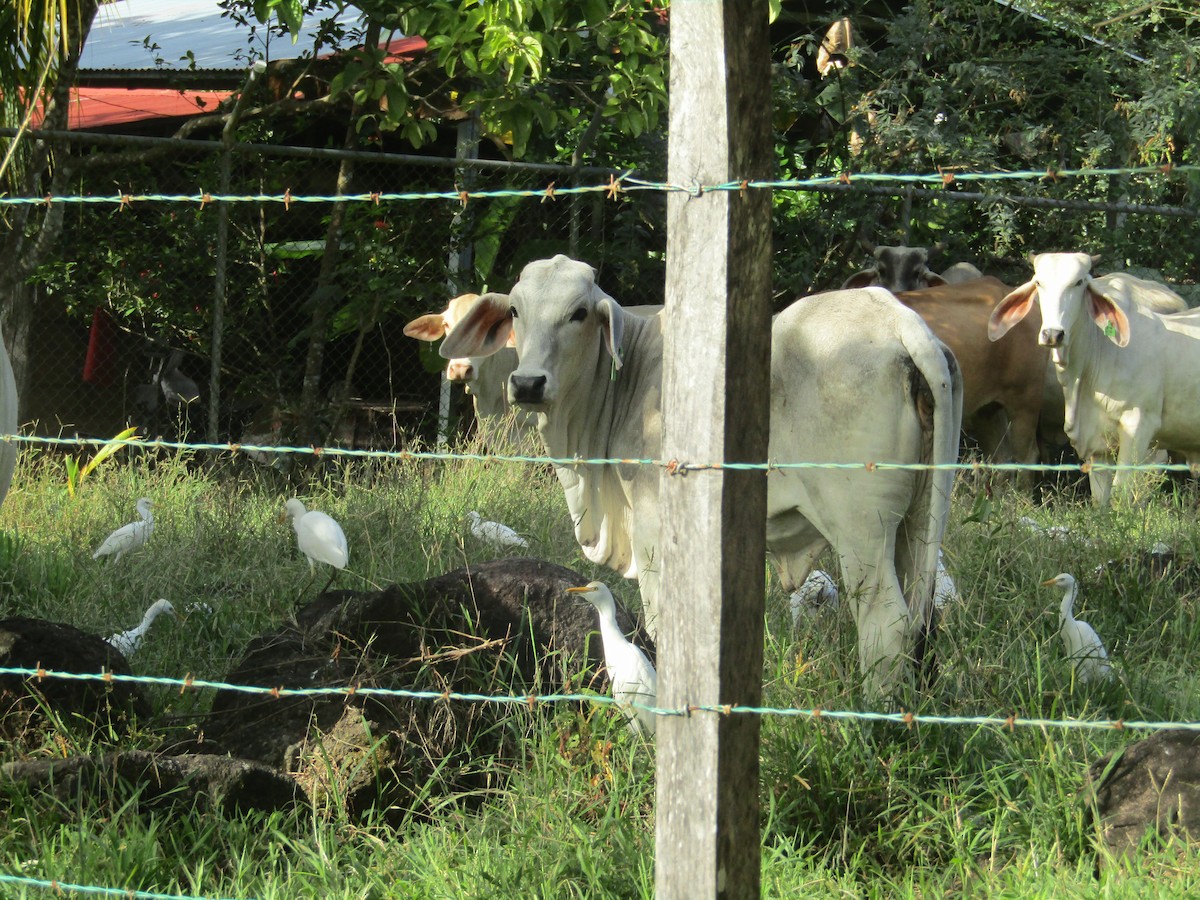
988;252;1196;506
441;255;963;697
406;294;662;441
843;245;983;293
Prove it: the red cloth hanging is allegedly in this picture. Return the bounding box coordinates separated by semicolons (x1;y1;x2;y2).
83;306;117;387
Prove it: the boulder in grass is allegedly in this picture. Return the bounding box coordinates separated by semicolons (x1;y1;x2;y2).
1;750;299;816
197;557;653;821
0;617;150;746
1086;729;1200;861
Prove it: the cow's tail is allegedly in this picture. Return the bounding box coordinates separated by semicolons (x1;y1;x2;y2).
897;314;962;650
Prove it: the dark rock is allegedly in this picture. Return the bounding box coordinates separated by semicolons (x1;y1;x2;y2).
2;751;299;815
1092;548;1200;598
0;617;150;745
1086;729;1200;859
196;558;651;821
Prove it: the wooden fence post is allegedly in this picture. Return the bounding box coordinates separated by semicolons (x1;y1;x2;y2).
656;1;772;898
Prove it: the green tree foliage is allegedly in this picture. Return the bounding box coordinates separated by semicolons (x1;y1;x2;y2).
239;0;668;160
770;0;1200;296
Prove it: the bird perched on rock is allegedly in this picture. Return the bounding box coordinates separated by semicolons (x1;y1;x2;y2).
789;570;839;625
567;581;657;736
93;497;154;563
1042;573;1112;683
107;598;178;656
467;510;529;550
283;499;349;586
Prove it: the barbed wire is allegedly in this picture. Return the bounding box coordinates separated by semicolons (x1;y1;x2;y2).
0;873;249;900
0;162;1195;208
2;432;1195;475
2;666;1197;735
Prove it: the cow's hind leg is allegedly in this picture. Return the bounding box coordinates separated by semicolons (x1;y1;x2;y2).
837;536;912;701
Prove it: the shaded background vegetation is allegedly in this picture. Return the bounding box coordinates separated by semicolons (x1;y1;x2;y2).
4;0;1198;446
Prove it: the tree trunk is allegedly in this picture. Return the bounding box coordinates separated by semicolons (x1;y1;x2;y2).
0;2;99;428
297;22;381;444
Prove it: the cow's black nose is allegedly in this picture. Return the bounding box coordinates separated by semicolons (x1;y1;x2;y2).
510;374;547;404
1039;328;1065;347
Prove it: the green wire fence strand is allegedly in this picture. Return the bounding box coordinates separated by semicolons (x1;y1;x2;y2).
2;432;1195;475
0;162;1195;207
3;667;1198;734
0;872;254;900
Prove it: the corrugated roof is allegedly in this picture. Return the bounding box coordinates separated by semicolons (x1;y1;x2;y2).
80;0;367;72
67;86;233;128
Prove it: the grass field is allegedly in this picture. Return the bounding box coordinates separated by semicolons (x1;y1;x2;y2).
3;438;1200;898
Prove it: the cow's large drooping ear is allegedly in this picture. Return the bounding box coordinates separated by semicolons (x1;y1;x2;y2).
841;269;878;289
922;271;948;288
593;292;626;370
402;313;449;342
439;293;513;360
988;280;1038;341
1086;283;1131;347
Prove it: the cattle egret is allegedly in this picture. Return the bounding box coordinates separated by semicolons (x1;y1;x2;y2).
1019;516;1071;540
107;598;178;656
566;581;657;736
934;549;961;608
159;355;200;410
283;498;349;585
1042;573;1112;683
467;510;529;550
93;497;154;563
789;570;839;625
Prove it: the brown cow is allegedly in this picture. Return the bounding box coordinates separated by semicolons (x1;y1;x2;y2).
895;277;1049;475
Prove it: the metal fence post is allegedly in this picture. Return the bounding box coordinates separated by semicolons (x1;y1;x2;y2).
209;61;264;443
440;112;480;447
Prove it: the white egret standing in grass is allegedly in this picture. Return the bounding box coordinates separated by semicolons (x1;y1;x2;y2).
107;598;178;656
467;510;529;550
1042;573;1112;683
93;497;154;563
566;581;657;736
283;498;349;592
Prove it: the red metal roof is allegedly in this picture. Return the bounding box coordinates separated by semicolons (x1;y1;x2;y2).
60;35;427;130
66;87;233;129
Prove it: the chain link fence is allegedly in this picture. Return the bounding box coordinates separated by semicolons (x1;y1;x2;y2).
4;131;667;452
7;129;1200;459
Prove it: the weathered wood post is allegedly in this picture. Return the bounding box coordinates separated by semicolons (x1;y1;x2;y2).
656;1;772;898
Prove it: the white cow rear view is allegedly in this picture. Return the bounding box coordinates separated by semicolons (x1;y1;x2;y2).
442;255;962;697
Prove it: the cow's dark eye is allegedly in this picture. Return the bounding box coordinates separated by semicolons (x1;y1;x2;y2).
569;307;587;322
509;306;519;319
